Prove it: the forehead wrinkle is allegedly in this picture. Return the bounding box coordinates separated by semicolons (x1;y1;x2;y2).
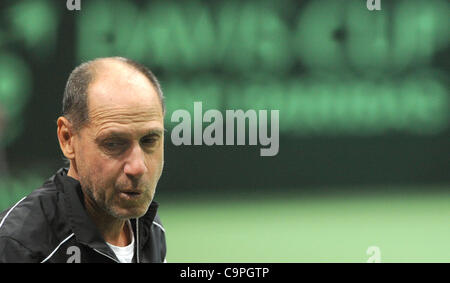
88;105;163;134
90;106;161;121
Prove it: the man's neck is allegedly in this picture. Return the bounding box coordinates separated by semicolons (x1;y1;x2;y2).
67;165;78;180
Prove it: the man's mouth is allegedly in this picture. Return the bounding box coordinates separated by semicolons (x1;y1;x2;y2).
119;190;143;199
123;191;140;195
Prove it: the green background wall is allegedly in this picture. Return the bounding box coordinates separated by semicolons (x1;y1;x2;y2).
0;0;448;262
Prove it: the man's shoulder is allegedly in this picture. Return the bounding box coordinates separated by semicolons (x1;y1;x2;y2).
0;174;67;250
140;210;167;263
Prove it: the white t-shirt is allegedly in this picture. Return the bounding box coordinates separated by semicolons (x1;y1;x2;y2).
106;220;135;263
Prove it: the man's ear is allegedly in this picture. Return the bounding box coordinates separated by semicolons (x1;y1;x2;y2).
57;116;76;160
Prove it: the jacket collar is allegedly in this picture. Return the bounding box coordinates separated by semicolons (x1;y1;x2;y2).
54;168;159;262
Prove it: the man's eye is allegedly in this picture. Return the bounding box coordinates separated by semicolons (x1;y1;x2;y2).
141;136;158;146
104;141;126;149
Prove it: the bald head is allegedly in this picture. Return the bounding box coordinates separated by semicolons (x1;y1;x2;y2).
62;57;165;132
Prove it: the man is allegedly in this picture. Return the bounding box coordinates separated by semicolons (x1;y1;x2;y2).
0;57;166;263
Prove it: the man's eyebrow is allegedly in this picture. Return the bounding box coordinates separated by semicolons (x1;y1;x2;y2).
94;131;129;144
142;128;164;136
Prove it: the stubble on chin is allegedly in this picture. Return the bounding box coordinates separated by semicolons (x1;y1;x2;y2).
81;175;154;220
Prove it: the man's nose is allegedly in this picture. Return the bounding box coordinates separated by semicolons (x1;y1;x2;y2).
124;144;147;178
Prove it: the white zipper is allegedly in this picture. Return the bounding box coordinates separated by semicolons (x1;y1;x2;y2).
136;217;140;263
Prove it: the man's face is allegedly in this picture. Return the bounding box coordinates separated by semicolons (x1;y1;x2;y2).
73;63;164;220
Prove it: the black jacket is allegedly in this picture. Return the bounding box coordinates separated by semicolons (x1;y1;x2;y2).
0;168;166;263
